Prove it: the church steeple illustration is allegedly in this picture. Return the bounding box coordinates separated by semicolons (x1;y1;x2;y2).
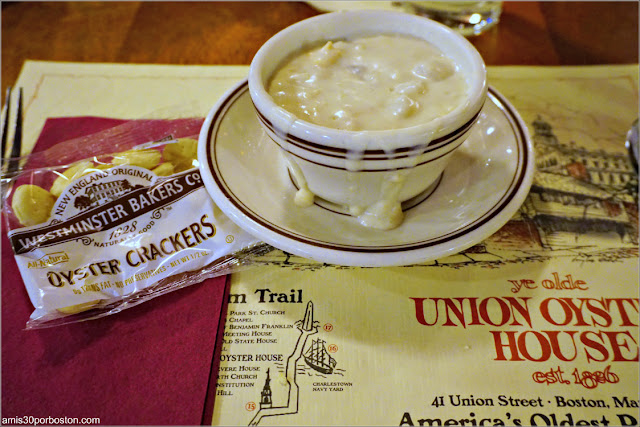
260;368;272;409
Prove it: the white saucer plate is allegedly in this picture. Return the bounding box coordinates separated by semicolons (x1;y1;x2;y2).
198;80;534;267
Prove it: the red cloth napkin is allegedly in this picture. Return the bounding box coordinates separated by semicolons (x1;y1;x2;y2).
1;117;227;425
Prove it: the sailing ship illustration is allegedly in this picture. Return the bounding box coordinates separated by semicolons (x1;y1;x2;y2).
303;338;337;374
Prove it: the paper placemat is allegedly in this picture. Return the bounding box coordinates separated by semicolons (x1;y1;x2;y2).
4;61;639;426
12;61;248;155
204;64;639;425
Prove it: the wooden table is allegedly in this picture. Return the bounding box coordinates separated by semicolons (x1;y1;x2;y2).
2;1;638;99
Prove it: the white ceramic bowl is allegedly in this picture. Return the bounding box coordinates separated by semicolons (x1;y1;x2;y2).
248;10;487;223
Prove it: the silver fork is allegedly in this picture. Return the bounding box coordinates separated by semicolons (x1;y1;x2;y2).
1;86;24;198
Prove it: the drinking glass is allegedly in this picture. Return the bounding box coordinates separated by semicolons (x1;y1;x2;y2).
396;1;502;36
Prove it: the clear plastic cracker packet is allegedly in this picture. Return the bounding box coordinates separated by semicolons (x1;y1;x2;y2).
2;120;268;329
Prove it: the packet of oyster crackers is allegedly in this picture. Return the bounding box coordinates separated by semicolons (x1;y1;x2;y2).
2;119;267;329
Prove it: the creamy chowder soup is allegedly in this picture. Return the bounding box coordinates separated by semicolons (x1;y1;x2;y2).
267;34;468;131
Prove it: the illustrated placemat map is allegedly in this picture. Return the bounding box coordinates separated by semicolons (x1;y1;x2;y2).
9;62;638;426
208;65;639;426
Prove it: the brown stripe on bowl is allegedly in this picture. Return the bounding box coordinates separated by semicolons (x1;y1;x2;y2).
253;102;483;160
263;126;469;171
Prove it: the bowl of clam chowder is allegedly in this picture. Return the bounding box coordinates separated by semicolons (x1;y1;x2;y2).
248;10;487;230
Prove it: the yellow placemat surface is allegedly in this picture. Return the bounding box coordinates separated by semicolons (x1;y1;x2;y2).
12;61;639;426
